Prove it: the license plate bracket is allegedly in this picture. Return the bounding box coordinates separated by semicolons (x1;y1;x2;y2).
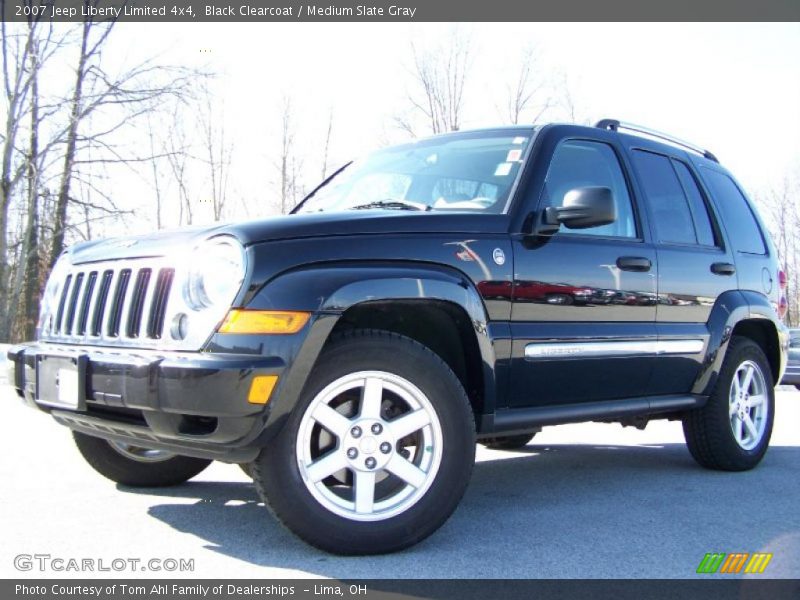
35;354;88;411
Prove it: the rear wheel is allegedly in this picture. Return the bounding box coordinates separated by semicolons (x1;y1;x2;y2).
252;330;475;555
480;432;538;450
682;336;774;471
72;432;212;487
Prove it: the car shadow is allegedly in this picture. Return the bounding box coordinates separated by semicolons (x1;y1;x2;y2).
124;443;800;579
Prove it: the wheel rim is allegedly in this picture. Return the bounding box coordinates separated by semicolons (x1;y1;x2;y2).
728;360;769;451
296;370;443;522
108;442;176;463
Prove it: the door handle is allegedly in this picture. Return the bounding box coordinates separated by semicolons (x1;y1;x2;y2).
711;262;736;276
616;256;652;272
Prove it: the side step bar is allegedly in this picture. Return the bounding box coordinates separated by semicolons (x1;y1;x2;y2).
485;394;705;435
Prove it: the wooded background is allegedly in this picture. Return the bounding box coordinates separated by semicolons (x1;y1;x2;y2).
1;9;798;343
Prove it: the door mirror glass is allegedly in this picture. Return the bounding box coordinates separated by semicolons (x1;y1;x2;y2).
542;186;616;231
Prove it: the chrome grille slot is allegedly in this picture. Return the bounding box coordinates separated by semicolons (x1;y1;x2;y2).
76;271;97;335
64;272;84;335
126;268;152;338
91;270;114;336
147;268;174;339
54;274;72;334
108;269;131;337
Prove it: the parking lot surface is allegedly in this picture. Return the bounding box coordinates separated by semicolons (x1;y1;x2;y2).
2;347;798;579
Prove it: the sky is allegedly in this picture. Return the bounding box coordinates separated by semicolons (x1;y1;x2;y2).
88;22;800;233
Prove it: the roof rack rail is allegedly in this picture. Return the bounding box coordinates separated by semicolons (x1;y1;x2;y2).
595;119;718;163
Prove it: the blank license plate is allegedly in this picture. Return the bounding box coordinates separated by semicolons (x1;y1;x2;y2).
36;355;85;410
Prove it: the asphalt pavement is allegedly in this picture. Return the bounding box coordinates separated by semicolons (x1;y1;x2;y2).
1;345;798;579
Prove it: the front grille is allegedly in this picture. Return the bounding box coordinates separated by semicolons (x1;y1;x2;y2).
45;259;176;346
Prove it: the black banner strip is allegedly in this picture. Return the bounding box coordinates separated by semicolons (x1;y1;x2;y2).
2;0;800;23
5;579;800;600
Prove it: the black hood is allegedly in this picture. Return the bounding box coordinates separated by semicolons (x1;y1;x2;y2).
66;211;509;264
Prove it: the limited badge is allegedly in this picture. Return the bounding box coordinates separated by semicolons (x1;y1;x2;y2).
492;248;506;265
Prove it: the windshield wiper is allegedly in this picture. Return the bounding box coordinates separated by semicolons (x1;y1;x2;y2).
348;199;430;211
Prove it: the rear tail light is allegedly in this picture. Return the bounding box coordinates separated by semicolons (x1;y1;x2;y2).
779;269;787;290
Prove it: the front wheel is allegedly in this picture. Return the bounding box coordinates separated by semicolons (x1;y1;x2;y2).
252;330;476;555
72;432;212;486
682;336;775;471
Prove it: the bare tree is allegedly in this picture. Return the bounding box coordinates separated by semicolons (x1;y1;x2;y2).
0;9;63;340
277;95;299;214
399;30;473;136
50;14;197;266
198;84;232;222
320;108;334;180
0;14;40;338
557;74;587;125
504;45;551;125
145;112;165;229
164;111;193;226
757;176;800;326
50;16;95;269
17;26;42;339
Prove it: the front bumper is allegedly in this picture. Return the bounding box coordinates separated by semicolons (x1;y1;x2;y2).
6;343;285;462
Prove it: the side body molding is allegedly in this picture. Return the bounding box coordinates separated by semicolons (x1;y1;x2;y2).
245;262;499;440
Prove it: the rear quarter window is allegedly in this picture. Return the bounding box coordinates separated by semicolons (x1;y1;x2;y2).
702;169;766;255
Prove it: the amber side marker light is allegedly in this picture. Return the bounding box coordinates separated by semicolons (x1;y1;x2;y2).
218;310;311;334
248;375;279;405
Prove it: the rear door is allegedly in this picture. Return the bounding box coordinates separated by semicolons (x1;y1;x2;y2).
626;146;736;394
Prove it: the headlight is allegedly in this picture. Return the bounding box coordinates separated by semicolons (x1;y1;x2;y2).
37;253;72;334
184;237;245;310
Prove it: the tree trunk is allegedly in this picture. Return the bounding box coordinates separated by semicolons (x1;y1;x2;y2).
21;39;40;340
50;20;90;269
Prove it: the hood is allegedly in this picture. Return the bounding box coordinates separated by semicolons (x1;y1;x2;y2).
66;210;509;264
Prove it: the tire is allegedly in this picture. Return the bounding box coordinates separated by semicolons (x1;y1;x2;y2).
795;385;800;392
239;463;253;478
682;336;775;471
252;329;476;555
480;432;538;450
72;432;212;487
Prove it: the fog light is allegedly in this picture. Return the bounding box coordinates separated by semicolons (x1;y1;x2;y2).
170;313;188;340
248;375;279;405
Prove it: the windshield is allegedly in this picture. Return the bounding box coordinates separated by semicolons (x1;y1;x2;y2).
295;129;533;214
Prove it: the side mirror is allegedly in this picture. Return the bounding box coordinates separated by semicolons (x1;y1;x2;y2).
538;186;617;233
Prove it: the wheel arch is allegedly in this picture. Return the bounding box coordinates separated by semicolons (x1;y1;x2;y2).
697;290;787;395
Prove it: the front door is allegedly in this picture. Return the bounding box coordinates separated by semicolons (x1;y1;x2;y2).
508;136;658;408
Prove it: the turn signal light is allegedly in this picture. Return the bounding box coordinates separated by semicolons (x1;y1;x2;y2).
248;375;278;405
218;310;311;334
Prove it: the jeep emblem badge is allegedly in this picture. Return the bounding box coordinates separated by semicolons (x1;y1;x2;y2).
492;248;506;265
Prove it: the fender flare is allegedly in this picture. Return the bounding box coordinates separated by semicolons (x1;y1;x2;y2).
696;289;785;395
248;262;498;442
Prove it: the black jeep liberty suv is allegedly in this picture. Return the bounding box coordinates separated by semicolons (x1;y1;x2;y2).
7;120;790;555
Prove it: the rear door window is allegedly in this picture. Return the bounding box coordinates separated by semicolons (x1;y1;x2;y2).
703;169;766;255
672;161;717;247
632;151;697;245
